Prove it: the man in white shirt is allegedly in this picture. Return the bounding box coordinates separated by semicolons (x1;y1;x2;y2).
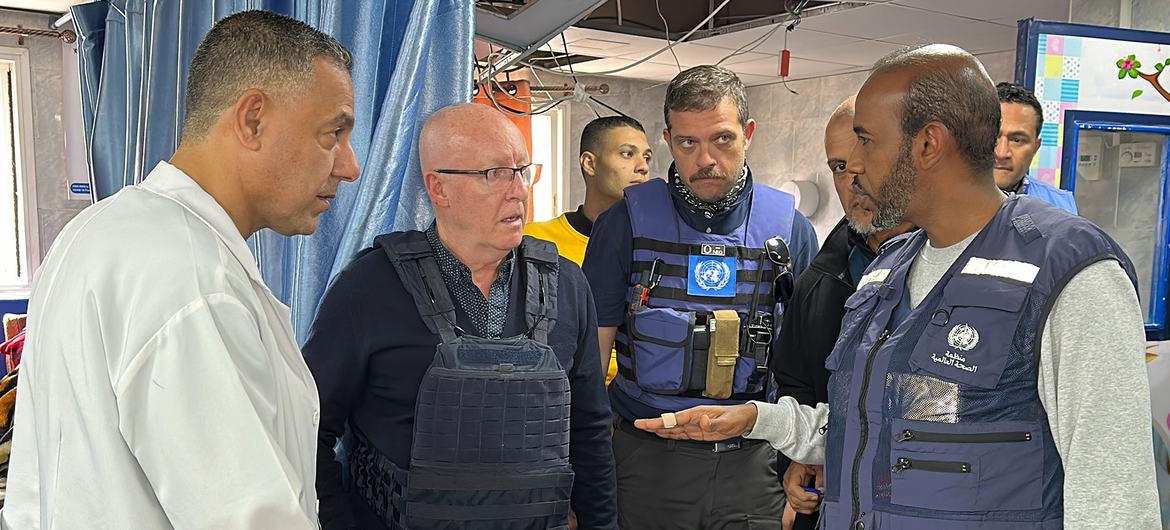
637;44;1160;530
2;10;358;529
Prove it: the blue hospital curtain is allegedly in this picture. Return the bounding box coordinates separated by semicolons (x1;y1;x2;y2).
71;0;474;341
255;0;473;340
72;0;271;200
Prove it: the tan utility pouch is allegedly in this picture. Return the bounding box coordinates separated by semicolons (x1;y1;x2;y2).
703;309;740;399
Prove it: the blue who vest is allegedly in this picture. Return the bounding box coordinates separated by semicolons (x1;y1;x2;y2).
1021;176;1078;215
820;195;1136;530
351;232;573;530
612;178;797;412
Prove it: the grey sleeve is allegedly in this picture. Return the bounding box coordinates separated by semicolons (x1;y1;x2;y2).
1038;259;1161;529
743;397;829;465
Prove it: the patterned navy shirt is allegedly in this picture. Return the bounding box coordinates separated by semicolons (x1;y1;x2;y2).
424;223;514;338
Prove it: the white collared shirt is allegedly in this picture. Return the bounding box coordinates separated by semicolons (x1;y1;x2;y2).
2;162;320;529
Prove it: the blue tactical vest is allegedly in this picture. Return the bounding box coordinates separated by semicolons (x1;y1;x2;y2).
1021;176;1078;215
820;195;1136;530
612;178;797;411
351;232;573;530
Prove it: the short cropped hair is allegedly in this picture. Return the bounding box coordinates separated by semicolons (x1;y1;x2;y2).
182;10;352;141
580;115;646;156
996;82;1044;137
873;45;1000;172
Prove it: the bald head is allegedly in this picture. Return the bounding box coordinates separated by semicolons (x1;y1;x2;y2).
419;103;527;172
825;95;856;149
866;44;999;172
828;95;855;125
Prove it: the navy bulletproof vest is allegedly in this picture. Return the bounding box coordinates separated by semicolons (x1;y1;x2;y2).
612;178;797;411
351;232;573;530
820;195;1137;530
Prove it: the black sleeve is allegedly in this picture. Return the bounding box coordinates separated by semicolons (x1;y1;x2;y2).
582;201;633;328
303;269;368;530
563;265;618;529
773;275;819;407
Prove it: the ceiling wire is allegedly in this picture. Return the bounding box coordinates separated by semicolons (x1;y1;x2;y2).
655;0;683;73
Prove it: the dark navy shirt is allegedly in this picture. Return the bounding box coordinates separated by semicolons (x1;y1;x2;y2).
424;223;512;338
305;235;616;530
582;174;820;422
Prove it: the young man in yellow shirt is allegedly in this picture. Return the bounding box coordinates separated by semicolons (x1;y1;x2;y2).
526;116;652;384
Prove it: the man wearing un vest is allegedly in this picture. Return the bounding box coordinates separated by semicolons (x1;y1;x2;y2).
583;64;819;528
635;45;1161;529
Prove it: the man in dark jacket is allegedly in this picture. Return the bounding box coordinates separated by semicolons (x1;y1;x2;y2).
771;96;914;529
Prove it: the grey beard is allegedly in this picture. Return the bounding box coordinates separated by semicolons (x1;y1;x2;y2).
847;215;879;236
869;141;916;232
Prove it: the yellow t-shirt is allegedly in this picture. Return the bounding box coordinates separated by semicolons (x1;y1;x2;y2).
525;213;619;385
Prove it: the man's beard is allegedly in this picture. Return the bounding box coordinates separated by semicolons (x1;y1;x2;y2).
854;139;916;233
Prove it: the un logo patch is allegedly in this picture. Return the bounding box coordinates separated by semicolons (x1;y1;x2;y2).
687;255;737;297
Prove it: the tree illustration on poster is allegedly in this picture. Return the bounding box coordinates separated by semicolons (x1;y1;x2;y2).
1117;53;1170;102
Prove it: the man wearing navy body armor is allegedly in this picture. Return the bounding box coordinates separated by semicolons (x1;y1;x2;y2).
583;65;819;528
305;103;616;530
635;45;1161;529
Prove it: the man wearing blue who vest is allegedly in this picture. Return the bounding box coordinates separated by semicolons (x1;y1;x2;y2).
583;64;819;528
635;45;1160;529
994;82;1078;214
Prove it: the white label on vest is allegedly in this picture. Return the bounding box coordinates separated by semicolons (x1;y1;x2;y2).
857;268;891;289
960;257;1040;284
700;244;727;257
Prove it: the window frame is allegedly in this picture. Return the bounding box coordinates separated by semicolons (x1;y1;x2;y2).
0;45;41;298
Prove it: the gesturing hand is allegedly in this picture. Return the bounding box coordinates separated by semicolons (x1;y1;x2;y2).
632;403;759;441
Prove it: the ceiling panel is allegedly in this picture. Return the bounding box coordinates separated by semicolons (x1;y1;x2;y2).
796;3;965;41
878;20;1016;53
692;24;780;50
890;0;1069;22
797;39;910;68
617;42;771;67
562;26;667;59
0;0;75;13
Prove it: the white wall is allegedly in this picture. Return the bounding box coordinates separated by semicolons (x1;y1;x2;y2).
0;9;86;263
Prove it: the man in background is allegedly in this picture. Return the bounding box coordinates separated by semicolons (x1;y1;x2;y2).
3;11;358;528
994;82;1077;213
526;115;651;385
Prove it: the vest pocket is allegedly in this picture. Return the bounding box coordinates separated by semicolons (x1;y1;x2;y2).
889;449;979;511
908;278;1029;390
628;307;695;394
889;419;1044;512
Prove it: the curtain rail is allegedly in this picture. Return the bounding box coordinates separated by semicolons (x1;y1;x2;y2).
0;25;76;44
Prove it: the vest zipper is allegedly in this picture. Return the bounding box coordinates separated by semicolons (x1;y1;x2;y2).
896;430;1032;443
891;457;972;473
850;328;890;528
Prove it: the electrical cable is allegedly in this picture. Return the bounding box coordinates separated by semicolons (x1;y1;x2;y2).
588;95;634;119
573;0;732;76
656;0;682;73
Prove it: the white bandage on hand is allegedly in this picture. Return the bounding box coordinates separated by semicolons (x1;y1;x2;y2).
661;412;677;429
